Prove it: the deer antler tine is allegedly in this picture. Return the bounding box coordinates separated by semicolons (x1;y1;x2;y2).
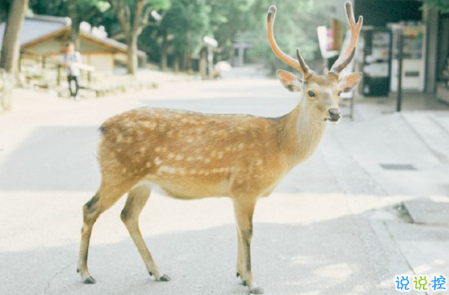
331;48;355;74
296;49;311;78
267;5;310;76
330;1;363;75
345;2;356;25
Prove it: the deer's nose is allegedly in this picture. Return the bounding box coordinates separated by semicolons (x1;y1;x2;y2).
329;109;341;121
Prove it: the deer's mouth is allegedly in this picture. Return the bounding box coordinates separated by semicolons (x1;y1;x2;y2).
325;117;340;124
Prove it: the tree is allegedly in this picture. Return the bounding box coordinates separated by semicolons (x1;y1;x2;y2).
67;0;111;48
0;0;29;74
208;0;254;61
159;0;209;72
423;0;449;13
109;0;169;75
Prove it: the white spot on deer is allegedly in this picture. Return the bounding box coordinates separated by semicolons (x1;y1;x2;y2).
238;143;245;151
175;154;184;161
187;156;194;162
168;153;175;159
155;147;162;152
154;157;163;165
187;138;194;143
256;159;263;166
146;162;152;168
204;158;211;164
159;165;177;174
217;151;224;159
190;169;197;175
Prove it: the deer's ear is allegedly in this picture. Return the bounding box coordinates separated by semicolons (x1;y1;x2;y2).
339;72;363;93
277;70;302;92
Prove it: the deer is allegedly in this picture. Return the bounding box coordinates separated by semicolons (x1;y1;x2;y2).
77;2;363;294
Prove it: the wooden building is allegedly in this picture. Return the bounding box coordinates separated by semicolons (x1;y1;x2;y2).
0;15;145;73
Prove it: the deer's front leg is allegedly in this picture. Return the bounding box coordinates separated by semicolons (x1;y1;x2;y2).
232;198;264;294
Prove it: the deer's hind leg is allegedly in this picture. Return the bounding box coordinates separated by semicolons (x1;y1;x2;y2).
232;196;264;294
77;178;136;284
120;181;170;281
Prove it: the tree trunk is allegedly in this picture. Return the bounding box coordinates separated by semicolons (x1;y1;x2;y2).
127;34;138;75
159;34;168;71
0;0;29;73
199;47;208;80
173;55;180;73
68;0;80;48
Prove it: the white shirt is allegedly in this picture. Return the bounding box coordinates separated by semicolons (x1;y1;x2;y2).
62;51;81;76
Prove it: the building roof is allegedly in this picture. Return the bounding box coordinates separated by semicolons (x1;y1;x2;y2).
0;15;70;49
0;15;145;57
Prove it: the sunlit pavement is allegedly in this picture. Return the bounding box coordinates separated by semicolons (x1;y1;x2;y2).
0;73;448;295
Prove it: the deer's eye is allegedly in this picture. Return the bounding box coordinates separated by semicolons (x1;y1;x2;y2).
308;90;316;97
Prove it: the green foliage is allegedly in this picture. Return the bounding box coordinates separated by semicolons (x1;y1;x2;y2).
422;0;449;13
244;0;331;72
28;0;111;27
159;0;209;55
208;0;255;60
25;0;335;72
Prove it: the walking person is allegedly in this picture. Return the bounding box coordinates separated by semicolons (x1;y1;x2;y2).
61;42;81;101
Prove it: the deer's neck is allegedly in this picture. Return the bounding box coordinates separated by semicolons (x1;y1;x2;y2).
274;103;327;168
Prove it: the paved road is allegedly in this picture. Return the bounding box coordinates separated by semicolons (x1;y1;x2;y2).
0;76;448;295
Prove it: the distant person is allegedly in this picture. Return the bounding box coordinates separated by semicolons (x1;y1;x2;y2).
61;42;81;101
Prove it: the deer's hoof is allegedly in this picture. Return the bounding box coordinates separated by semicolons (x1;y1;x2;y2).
236;272;240;278
250;286;264;294
83;276;96;284
158;274;171;282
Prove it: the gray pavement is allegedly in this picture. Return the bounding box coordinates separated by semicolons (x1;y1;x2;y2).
0;72;448;295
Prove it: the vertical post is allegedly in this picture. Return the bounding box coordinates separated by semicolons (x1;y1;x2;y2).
186;31;192;75
199;47;207;80
238;46;244;67
207;45;213;79
18;52;23;72
57;64;61;86
396;33;403;112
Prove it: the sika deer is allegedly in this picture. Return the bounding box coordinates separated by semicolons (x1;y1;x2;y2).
77;2;363;294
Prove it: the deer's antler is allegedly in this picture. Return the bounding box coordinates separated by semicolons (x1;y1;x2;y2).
330;1;363;75
267;5;312;78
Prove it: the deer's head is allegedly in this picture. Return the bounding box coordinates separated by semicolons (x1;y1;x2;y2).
267;2;363;123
